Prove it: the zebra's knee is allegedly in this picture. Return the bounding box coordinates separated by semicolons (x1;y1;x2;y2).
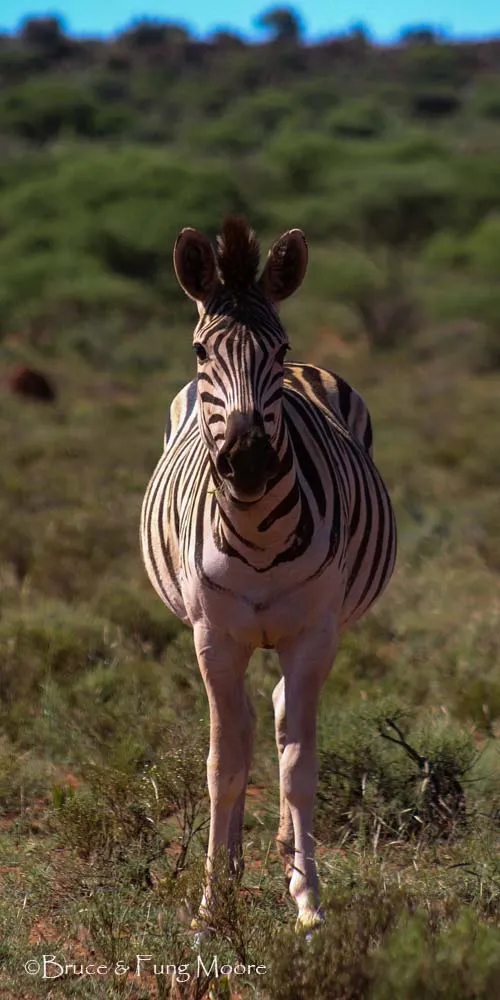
207;757;247;809
280;742;316;809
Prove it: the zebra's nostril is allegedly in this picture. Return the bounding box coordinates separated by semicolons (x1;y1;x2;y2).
216;452;233;478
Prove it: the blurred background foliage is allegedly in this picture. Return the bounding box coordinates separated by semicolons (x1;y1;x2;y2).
0;13;500;345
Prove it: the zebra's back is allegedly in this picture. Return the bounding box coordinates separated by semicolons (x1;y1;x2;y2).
281;363;395;629
283;363;374;457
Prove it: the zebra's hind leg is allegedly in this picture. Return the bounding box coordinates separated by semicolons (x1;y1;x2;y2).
272;676;295;883
277;622;337;932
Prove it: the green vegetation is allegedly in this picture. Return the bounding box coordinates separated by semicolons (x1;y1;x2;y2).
1;12;500;999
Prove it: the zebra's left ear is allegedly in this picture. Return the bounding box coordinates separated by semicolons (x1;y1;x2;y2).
258;229;308;303
173;227;219;303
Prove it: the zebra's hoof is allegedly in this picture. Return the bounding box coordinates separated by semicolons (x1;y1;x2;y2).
295;908;324;937
190;916;214;950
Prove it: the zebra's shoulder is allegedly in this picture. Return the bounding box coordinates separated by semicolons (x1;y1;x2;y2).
283;363;373;457
164;378;198;449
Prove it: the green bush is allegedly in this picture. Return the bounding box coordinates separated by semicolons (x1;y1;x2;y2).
0;78;114;141
54;716;207;870
426;280;500;337
265;129;341;194
90;580;181;655
288;77;340;122
403;42;470;88
262;877;411;1000
466;215;500;280
340;161;457;248
408;86;462;118
422;229;469;269
454;156;500;230
19;15;72;63
411;319;500;375
468;79;500;120
0;602;118;738
0;146;256;328
371;910;500;999
328;98;388;139
316;705;474;844
0;733;54;811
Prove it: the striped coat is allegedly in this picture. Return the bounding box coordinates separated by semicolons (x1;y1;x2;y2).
142;361;395;642
140;218;396;932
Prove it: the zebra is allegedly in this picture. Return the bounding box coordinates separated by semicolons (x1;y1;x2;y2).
140;217;397;932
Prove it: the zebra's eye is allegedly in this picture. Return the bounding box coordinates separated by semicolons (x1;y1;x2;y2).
194;344;208;362
276;344;289;365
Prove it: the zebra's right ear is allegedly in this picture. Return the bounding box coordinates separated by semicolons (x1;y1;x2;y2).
173;228;219;303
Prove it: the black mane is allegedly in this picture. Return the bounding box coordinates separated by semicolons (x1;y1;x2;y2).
215;217;261;296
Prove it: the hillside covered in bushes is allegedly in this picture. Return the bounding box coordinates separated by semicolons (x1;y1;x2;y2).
1;13;500;352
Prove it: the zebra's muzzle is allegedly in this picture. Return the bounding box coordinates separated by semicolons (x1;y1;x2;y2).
216;423;279;497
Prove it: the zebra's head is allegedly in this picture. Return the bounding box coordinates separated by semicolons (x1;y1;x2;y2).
173;217;308;503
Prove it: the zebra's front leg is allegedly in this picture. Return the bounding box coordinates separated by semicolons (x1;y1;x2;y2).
228;688;256;879
277;622;337;931
193;625;253;926
272;676;294;882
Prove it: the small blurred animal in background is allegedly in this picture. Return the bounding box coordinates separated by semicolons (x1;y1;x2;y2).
7;365;57;403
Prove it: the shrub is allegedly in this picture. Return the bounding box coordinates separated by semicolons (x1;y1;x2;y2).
0;79;106;141
422;229;469;269
308;244;420;347
400;27;441;46
55;718;208;871
426;280;500;341
90;580;181;656
117;18;172;50
256;7;305;44
454;156;500;230
342;162;457;249
467;79;500;120
265;129;340;194
411;319;500;375
328;99;388;139
409;86;462;118
371;910;500;999
466;215;500;280
288;77;340;121
19;16;73;63
403;41;470;88
263;877;410;1000
0;603;117;739
15;270;159;336
0;146;257;329
316;705;474;845
0;734;54;811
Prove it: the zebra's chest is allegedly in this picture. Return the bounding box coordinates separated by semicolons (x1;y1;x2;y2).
180;528;345;644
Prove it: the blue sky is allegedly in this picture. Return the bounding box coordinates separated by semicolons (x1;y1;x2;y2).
1;0;499;42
